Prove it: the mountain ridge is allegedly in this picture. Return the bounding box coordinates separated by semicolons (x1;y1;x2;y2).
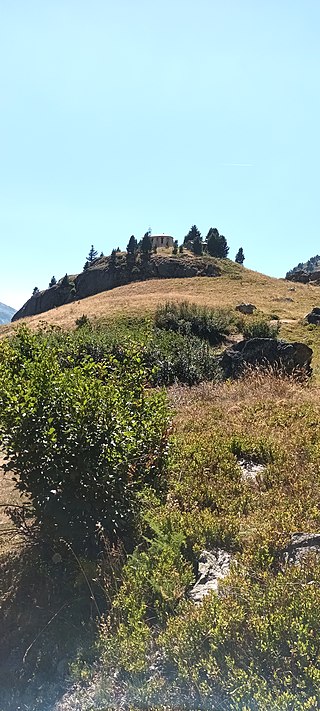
0;302;16;325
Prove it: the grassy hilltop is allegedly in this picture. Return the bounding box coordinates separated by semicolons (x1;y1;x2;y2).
2;259;320;710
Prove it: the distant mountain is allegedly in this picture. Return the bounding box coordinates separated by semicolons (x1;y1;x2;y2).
0;302;16;325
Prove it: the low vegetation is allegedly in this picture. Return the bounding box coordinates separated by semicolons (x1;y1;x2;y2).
1;284;320;709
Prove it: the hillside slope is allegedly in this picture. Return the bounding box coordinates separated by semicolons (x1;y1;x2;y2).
12;252;220;322
3;262;319;336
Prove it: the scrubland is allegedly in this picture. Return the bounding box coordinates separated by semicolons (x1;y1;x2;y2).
1;265;320;710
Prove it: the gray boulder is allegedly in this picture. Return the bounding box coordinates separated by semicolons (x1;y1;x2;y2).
188;549;232;603
305;307;320;325
281;533;320;565
235;303;257;315
219;338;312;378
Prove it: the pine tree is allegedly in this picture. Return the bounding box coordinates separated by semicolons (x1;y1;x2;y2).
192;236;203;255
49;276;57;288
127;235;138;254
235;247;245;265
87;245;98;263
61;273;69;287
141;231;152;257
172;240;178;255
184;225;202;245
32;287;39;296
206;228;229;258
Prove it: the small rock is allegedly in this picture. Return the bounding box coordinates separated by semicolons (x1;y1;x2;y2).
235;303;257;315
238;459;265;483
188;549;232;603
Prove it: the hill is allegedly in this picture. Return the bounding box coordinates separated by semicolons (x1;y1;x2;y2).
0;302;16;325
12;252;221;322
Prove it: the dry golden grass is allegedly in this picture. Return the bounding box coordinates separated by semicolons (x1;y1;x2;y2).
170;369;320;435
1;264;320;339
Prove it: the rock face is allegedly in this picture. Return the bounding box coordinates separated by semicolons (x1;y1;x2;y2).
12;255;221;322
305;307;320;325
235;303;257;315
219;338;313;378
286;269;320;285
188;549;232;603
281;533;320;565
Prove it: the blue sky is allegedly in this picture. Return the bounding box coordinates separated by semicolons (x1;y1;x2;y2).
1;0;320;308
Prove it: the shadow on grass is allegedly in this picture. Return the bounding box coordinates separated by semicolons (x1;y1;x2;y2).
0;543;102;711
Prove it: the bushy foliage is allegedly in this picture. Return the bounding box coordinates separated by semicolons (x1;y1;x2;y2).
241;315;280;339
0;328;169;551
33;317;220;387
154;301;234;346
95;371;320;709
157;561;320;709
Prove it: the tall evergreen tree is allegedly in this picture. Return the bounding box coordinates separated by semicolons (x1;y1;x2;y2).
184;225;202;244
206;228;229;258
193;236;203;255
127;235;138;254
235;247;245;265
141;231;152;257
87;245;98;263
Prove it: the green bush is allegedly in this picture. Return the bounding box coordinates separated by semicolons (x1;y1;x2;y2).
155;301;234;346
0;328;169;552
32;319;220;387
158;560;320;709
241;316;280;339
97;559;320;710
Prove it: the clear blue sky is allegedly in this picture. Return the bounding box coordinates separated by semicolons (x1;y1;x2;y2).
1;0;320;308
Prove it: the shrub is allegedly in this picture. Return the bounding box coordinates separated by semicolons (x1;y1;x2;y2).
155;301;233;346
0;329;170;552
158;560;320;709
241;316;280;340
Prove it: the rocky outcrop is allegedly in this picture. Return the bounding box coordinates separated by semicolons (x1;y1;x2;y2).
304;307;320;325
188;549;232;603
219;338;313;378
12;255;221;322
286;269;320;285
280;533;320;565
235;303;257;315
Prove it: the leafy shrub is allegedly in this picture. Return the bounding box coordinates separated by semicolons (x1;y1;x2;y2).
155;301;234;346
241;316;280;339
143;330;220;386
0;328;169;552
33;319;220;387
158;560;320;709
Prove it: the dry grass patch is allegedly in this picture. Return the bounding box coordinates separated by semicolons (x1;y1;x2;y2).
2;266;320;339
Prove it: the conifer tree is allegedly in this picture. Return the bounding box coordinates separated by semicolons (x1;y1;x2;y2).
206;228;229;258
87;245;98;263
235;247;245;265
